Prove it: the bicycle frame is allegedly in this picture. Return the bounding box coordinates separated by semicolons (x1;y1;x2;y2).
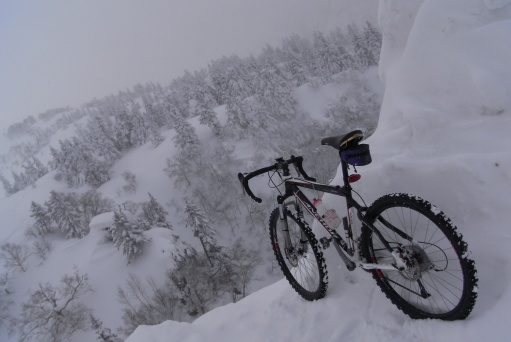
276;160;408;272
238;137;477;318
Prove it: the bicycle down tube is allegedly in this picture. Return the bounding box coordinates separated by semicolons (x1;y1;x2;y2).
279;177;401;272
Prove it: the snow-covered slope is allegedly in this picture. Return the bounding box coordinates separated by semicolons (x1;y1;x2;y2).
126;1;511;341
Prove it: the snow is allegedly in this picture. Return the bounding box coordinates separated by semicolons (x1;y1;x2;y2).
126;1;511;341
1;0;511;341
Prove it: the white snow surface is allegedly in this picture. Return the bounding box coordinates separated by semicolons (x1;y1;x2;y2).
126;1;511;341
1;1;510;341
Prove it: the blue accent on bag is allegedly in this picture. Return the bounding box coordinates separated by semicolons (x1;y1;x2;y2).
339;144;372;166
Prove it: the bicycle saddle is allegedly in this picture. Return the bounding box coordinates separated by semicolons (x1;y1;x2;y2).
321;130;364;150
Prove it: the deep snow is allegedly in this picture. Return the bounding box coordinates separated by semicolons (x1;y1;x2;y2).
126;1;511;341
1;0;510;341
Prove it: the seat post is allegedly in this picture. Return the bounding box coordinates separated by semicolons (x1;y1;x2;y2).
340;158;352;190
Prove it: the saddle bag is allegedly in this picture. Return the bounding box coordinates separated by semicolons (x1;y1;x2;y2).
340;144;372;166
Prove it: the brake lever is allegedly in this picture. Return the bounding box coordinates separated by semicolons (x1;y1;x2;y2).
238;173;247;196
293;163;301;177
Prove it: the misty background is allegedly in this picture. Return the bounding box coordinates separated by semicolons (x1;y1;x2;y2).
0;0;377;129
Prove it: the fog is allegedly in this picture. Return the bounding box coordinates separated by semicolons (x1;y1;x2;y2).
0;0;377;129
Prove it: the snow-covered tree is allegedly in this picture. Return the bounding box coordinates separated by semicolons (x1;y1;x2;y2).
184;200;218;267
147;121;165;147
36;190;112;240
140;193;172;229
50;138;110;188
255;63;296;121
30;201;53;235
78;114;121;162
46;191;86;239
281;33;314;86
169;70;197;116
348;23;375;70
225;96;251;139
113;101;147;150
141;88;168;128
208;55;254;105
329;29;355;71
164;155;193;189
24;157;49;183
110;208;149;263
196;99;222;135
363;21;382;66
172;116;201;157
312;31;337;82
78;190;114;227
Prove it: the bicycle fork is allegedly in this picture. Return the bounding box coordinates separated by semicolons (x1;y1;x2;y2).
278;203;294;251
278;202;309;267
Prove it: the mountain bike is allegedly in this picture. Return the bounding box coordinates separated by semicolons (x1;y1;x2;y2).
238;130;478;320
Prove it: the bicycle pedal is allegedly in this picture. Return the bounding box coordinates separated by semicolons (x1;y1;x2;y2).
319;237;332;249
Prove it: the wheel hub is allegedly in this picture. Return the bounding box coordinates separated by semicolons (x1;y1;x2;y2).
400;244;430;280
286;246;299;267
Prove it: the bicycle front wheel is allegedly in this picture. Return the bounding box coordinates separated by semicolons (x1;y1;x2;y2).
269;207;328;301
361;193;478;320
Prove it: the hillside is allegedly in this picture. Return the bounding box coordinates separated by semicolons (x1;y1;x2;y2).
126;1;511;341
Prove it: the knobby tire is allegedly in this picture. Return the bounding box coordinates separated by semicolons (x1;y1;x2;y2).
269;208;328;301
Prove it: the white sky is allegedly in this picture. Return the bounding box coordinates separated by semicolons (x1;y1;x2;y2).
0;0;378;129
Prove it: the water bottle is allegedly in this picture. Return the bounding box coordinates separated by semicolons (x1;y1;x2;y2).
313;198;341;230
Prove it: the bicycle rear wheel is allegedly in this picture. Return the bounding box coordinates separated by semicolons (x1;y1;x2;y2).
269;207;328;301
361;193;478;320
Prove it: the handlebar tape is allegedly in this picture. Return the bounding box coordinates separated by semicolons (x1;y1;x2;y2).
237;172;262;203
292;156;316;182
237;165;274;203
238;156;316;203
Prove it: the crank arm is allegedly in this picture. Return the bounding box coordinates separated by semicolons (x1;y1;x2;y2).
333;241;356;271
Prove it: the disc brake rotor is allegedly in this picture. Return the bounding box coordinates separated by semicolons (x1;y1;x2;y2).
400;244;431;281
286;246;299;267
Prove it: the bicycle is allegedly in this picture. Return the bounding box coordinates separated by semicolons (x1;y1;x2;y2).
238;130;478;320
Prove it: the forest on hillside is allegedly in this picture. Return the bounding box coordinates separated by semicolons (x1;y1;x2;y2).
0;22;382;341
